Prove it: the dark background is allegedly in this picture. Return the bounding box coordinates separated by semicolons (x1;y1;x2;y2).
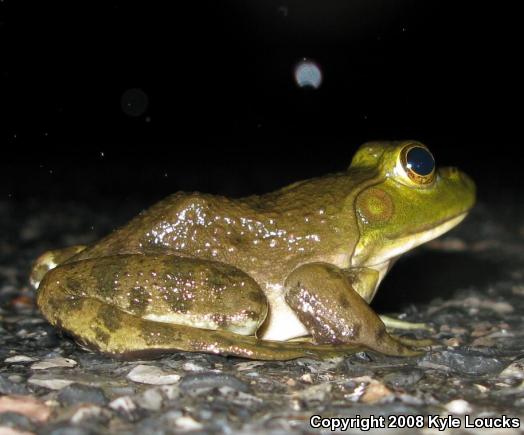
1;1;522;205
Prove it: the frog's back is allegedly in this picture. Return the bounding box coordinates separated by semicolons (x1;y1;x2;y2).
71;173;364;279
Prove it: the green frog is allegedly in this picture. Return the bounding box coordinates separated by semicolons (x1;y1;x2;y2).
30;141;475;360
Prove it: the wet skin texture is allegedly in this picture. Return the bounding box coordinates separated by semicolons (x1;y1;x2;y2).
31;141;476;360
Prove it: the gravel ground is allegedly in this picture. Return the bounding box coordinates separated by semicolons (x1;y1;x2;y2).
1;198;524;434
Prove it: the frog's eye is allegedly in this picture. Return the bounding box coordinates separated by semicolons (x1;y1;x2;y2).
400;144;436;185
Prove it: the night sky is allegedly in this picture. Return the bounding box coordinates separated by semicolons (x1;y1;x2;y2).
1;1;522;206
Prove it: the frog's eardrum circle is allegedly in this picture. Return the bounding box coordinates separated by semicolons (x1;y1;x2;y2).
356;188;394;224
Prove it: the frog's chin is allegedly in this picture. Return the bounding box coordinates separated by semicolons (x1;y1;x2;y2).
354;212;468;268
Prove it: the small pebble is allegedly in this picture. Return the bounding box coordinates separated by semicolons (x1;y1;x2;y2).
182;362;205;372
28;377;74;390
109;396;140;422
0;374;29;395
174;415;203;430
0;427;34;435
383;369;424;388
31;358;77;370
70;405;109;425
235;361;265;371
179;372;249;393
57;383;108;406
445;399;473;414
499;359;524;380
42;424;96;435
127;365;180;385
0;412;35;432
419;350;506;376
0;395;51;423
135;388;163;411
4;355;37;363
360;381;394;404
293;383;331;402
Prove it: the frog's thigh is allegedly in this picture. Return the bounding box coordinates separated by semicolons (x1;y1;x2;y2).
36;255;363;360
284;263;423;357
37;254;268;337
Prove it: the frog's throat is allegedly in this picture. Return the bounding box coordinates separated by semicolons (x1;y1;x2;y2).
352;211;468;268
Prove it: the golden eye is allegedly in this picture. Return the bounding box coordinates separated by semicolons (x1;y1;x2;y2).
400;144;436;184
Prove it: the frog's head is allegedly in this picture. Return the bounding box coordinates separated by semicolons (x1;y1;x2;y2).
349;140;476;267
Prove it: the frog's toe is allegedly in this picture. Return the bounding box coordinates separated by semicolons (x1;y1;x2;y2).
390;335;435;348
30;245;87;289
379;315;434;332
30;251;58;289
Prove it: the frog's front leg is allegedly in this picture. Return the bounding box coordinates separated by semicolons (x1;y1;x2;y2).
284;263;428;356
343;267;431;333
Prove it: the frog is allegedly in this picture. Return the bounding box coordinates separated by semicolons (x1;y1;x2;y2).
30;140;475;360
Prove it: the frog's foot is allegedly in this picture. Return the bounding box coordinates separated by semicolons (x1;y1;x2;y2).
379;315;433;332
30;245;87;289
285;263;426;357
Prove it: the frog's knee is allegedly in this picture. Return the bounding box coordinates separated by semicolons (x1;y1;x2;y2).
30;245;86;289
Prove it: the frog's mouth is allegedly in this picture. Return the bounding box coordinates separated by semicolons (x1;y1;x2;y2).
353;211;468;268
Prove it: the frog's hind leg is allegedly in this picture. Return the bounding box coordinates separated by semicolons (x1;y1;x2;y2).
30;245;87;289
36;254;365;360
38;292;365;360
36;267;362;360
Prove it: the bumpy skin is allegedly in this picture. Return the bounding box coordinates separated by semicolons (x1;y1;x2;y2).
33;141;476;360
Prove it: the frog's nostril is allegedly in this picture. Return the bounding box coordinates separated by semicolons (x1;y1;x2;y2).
440;166;460;179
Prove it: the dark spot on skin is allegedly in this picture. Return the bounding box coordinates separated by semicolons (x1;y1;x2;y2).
140;322;181;346
207;273;229;289
162;287;193;314
46;295;63;314
99;305;122;331
244;310;259;320
375;327;387;343
128;286;150;316
68;296;85;312
93;326;110;345
66;277;82;293
142;241;170;253
338;295;350;309
247;291;265;304
212;313;230;327
209;333;234;348
229;233;244;245
352;322;361;340
92;262;122;297
284;286;300;308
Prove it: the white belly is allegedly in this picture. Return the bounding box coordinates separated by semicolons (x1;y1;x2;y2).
258;283;309;341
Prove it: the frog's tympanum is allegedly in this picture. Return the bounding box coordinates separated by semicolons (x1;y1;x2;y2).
31;141;475;360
